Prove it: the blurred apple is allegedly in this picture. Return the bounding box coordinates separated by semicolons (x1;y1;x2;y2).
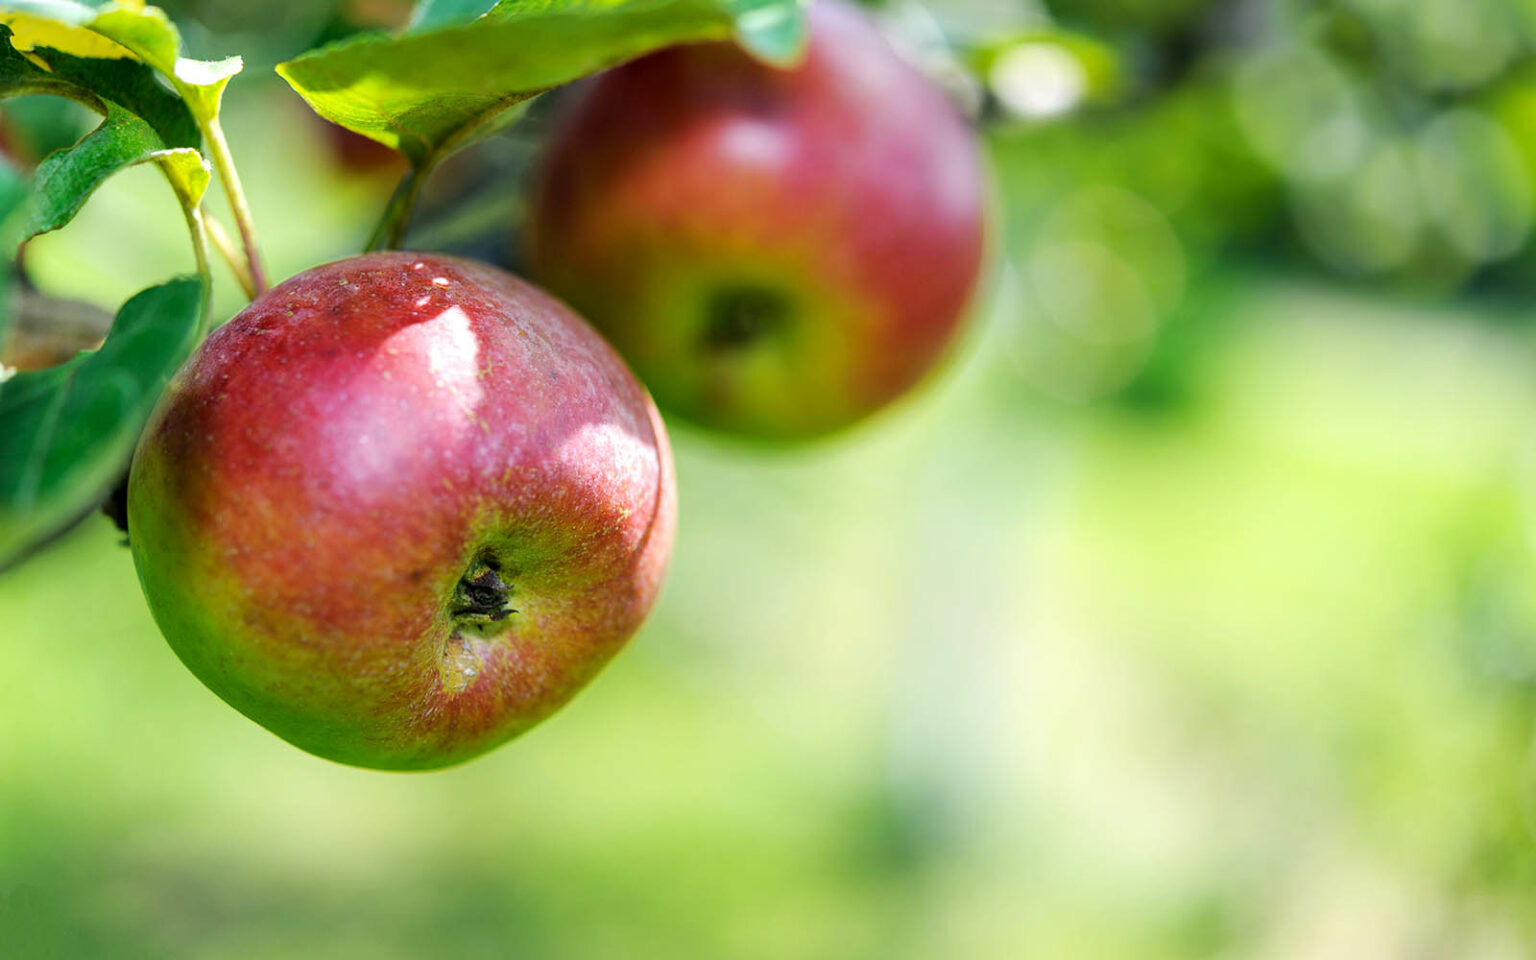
527;0;985;438
319;118;407;177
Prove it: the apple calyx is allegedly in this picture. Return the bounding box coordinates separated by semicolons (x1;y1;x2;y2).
451;555;516;629
703;285;790;353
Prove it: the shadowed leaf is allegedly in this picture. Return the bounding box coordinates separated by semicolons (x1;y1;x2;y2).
0;276;204;570
0;15;214;569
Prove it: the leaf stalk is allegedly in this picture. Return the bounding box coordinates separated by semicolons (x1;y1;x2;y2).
367;165;427;252
199;115;266;296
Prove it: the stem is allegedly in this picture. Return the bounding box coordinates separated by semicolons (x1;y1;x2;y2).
206;214;257;301
201;115;267;294
360;99;532;253
181;203;214;338
366;165;426;252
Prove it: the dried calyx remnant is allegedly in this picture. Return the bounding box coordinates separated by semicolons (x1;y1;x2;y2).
703;285;789;353
452;556;515;625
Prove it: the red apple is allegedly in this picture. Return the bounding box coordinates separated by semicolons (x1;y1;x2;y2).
319;117;407;177
127;252;675;770
527;0;986;438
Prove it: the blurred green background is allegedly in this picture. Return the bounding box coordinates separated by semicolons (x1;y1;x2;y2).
6;0;1536;956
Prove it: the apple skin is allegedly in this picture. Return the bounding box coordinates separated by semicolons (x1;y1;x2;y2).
319;118;407;177
127;252;676;770
526;0;986;438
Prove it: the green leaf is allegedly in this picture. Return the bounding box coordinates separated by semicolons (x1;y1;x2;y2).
0;25;196;148
278;0;805;169
0;155;25;223
0;0;242;122
0;24;209;250
0;275;204;571
0;155;25;346
0;2;243;300
0;17;216;569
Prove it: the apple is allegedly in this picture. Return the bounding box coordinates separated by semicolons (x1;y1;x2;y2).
126;252;676;770
526;0;986;438
321;119;407;176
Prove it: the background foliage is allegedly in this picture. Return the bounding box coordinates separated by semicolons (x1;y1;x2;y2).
5;0;1536;955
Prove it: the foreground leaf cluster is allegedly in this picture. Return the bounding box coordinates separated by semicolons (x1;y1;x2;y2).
0;0;228;569
0;0;805;570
